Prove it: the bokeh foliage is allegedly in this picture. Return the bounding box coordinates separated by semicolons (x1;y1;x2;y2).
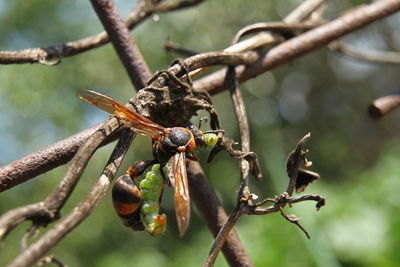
1;0;400;266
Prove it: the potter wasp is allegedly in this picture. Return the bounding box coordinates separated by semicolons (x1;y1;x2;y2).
78;90;219;236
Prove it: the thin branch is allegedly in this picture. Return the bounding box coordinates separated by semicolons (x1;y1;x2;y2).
231;21;324;44
194;0;400;95
8;130;135;267
368;94;400;120
0;118;122;241
329;40;400;64
0;124;99;193
203;206;243;267
164;39;199;57
252;193;326;215
153;0;205;12
205;66;253;266
89;0;152;89
0;0;206;65
187;161;252;267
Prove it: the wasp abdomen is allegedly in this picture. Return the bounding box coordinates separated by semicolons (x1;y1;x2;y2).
112;174;144;231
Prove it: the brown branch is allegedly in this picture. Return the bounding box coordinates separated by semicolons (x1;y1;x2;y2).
329;40;400;64
252;193;326;215
153;0;205;12
0;119;122;242
205;66;252;266
0;124;99;193
164;39;200;57
8;130;135;267
187;161;252;267
368;94;400;120
231;21;324;44
194;0;400;95
89;0;152;89
0;0;206;65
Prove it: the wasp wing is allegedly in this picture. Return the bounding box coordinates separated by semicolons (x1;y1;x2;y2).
78;90;165;136
173;152;190;237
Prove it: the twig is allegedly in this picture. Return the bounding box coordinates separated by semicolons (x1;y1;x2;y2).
231;21;324;44
187;161;252;267
279;208;310;239
164;39;199;57
368;94;400;120
0;0;206;64
0;119;122;242
329;40;400;65
252;193;326;215
205;66;254;266
194;0;400;95
0;124;101;192
8;130;135;267
37;255;67;267
153;0;206;12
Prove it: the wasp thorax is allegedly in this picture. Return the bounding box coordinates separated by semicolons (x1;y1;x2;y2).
161;128;192;151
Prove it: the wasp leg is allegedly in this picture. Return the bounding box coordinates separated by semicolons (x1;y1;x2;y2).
127;160;155;178
147;59;192;92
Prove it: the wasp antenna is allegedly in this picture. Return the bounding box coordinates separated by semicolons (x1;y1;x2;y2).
198;117;209;129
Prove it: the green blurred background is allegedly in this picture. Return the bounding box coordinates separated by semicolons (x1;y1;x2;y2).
1;0;400;266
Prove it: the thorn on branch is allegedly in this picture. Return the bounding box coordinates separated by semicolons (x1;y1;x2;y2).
279;208;310;239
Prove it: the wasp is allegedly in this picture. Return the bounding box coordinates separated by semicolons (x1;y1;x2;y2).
78;90;219;236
